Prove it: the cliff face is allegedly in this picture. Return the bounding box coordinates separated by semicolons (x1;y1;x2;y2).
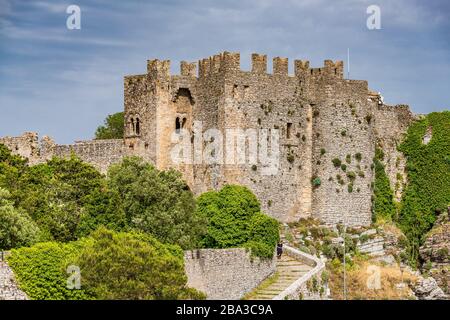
419;209;450;294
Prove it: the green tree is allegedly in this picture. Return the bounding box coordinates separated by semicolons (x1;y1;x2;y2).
95;112;124;139
0;188;40;250
197;185;279;258
107;157;206;249
76;188;127;237
0;144;28;193
13;156;105;242
76;227;204;300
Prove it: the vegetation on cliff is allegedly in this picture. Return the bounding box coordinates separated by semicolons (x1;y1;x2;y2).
398;111;450;265
372;111;450;266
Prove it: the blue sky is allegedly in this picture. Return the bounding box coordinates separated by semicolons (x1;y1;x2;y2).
0;0;449;144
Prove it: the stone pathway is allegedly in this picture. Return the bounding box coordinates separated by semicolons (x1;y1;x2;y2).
245;255;312;300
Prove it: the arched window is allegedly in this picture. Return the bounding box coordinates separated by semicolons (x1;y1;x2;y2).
175;117;181;133
182;117;187;129
135;118;140;135
130;118;135;135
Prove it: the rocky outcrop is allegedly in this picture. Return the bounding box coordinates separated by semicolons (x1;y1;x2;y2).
413;276;447;300
419;210;450;295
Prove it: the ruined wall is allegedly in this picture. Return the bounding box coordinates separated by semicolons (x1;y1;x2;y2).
0;133;125;174
0;132;40;165
184;248;276;300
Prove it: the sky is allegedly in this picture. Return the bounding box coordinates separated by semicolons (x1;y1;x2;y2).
0;0;449;144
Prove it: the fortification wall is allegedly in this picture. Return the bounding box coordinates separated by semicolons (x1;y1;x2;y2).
0;133;125;174
309;79;376;226
374;104;415;200
0;132;40;164
184;248;276;300
51;139;126;173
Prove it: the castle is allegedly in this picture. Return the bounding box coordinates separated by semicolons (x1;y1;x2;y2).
0;52;415;226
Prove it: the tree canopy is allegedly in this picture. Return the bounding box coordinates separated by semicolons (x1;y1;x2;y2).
197;185;279;259
95;112;124;140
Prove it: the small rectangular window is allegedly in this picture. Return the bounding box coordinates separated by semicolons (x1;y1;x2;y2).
287;123;292;139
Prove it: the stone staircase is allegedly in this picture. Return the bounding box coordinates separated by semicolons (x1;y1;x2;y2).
245;254;313;300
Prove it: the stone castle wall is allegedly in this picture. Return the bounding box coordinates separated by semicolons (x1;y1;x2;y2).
121;52;414;226
0;133;126;174
0;51;415;227
184;248;276;300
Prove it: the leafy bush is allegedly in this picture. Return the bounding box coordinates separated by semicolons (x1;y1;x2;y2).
312;177;322;187
197;185;279;259
7;240;93;300
346;171;356;181
332;158;342;167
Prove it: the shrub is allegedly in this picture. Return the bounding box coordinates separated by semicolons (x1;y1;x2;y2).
197;185;279;259
355;153;362;162
341;164;347;171
348;183;354;193
320;148;326;156
332;158;342;168
346;154;351;164
7;240;92;300
312;177;322;187
346;171;356;181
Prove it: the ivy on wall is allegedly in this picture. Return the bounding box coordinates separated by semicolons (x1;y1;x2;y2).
397;111;450;264
372;147;396;222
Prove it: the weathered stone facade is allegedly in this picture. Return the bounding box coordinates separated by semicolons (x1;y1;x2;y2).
184;248;276;299
0;52;416;227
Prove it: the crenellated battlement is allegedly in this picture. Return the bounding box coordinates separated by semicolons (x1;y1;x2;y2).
139;52;345;80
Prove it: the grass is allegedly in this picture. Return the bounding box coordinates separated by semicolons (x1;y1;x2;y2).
242;271;281;300
328;256;418;300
